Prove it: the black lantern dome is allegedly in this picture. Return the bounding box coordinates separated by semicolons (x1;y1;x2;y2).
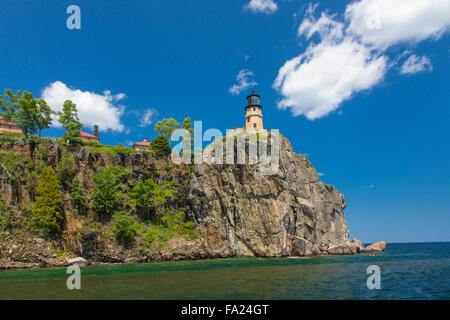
246;90;261;108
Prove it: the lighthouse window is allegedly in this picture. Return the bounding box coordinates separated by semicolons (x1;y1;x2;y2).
253;123;256;128
253;107;255;111
251;96;259;105
247;118;250;122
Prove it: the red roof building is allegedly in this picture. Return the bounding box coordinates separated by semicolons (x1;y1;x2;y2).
0;117;22;135
80;130;100;142
133;138;151;150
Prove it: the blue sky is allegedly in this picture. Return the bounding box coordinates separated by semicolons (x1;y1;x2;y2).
0;0;449;243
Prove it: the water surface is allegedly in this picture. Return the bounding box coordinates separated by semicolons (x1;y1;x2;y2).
1;242;449;299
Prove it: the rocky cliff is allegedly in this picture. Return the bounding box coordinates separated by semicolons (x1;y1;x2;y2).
0;132;368;269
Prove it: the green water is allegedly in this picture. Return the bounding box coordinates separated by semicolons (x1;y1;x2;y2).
1;243;449;299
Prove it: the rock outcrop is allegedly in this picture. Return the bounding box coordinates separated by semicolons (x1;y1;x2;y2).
0;132;378;269
190;131;350;256
363;241;386;252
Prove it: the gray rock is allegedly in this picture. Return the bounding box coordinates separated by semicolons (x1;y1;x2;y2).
67;257;88;266
327;239;364;255
190;133;355;257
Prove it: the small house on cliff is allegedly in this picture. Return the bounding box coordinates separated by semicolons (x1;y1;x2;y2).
0;117;22;135
80;130;100;143
133;137;151;151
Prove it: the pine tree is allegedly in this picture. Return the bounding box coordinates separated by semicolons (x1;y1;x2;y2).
150;135;171;157
32;166;64;236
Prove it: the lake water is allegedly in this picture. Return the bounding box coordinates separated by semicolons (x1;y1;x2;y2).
0;242;449;299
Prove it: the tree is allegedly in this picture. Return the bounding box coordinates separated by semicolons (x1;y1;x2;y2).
130;179;176;211
58;100;83;145
93;124;99;137
36;99;53;138
32;166;64;236
1;90;54;139
182;117;194;150
16;91;39;139
91;166;131;216
150;135;171;157
154;118;180;141
0;89;21;122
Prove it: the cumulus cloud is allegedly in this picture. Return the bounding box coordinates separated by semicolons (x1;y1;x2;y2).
229;69;258;95
244;0;278;14
346;0;450;49
400;55;433;74
274;9;387;119
273;1;450;120
42;81;125;132
138;108;158;127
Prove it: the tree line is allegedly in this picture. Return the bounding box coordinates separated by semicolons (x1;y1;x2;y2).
0;89;91;144
1;88;194;151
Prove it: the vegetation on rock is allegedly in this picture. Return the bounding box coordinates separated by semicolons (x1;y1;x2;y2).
57;100;83;145
31;166;64;237
150;135;171;157
91;165;131;216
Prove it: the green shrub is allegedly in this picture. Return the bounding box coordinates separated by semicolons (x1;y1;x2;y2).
32;166;64;236
91;165;131;216
129;179;177;213
70;178;86;215
85;144;137;157
141;209;198;249
150;135;171;157
112;211;140;247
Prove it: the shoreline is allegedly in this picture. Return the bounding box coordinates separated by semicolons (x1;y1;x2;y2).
0;251;383;272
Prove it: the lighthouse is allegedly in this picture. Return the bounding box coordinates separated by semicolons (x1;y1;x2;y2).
245;90;263;130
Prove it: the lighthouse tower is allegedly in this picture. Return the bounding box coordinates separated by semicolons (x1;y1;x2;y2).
245;90;263;130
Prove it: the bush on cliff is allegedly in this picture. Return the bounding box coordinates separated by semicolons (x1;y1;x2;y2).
142;208;198;250
70;177;86;215
150;135;171;157
31;166;64;236
92;165;131;216
112;211;140;247
129;178;177;217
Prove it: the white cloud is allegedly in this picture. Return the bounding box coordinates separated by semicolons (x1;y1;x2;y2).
318;172;325;176
369;184;375;188
274;1;449;120
400;55;433;74
244;0;278;14
346;0;450;49
41;81;125;132
229;69;258;95
273;9;387;119
138;108;157;127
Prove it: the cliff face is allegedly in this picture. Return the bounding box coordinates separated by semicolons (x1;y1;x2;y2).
0;133;355;269
189;132;349;257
